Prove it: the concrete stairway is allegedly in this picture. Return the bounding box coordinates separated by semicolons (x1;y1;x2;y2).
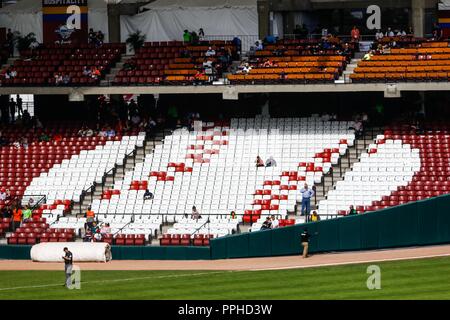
100;54;131;86
289;127;382;219
72;130;168;216
342;58;361;83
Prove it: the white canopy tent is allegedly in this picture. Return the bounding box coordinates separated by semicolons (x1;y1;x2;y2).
0;0;109;43
0;0;43;42
120;0;258;43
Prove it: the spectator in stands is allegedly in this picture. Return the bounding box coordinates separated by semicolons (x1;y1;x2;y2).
85;206;95;229
279;71;287;83
12;205;22;230
93;229;102;242
54;73;63;85
255;41;263;51
396;29;407;37
351;26;360;42
63;74;71;85
300;183;315;216
432;23;443;40
90;221;99;235
191;206;201;220
1;206;12;219
348;205;358;215
100;223;111;235
362;50;374;61
96;31;105;46
205;46;216;57
39;132;50;142
270;215;279;229
230;211;236;219
106;127;116;138
190;31;199;44
385;27;395;37
88;28;97;44
265;156;277;167
83;230;93;242
260;217;272;230
264;34;277;45
256;156;264;167
311;211;320;222
91;67;101;79
98;128;108;137
0;188;8;201
144;189;154;200
375;29;384;41
21;137;28;149
183;30;192;43
0;132;8;146
232;36;242;57
22;205;32;222
12;139;21;149
53;133;63;143
82;66;91;77
198;28;205;40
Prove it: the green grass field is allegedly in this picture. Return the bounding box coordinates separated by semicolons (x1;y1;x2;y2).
1;256;450;299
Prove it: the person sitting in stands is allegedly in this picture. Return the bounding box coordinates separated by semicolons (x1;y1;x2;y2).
53;133;62;143
98;128;108;137
270;215;279;229
191;206;201;220
91;67;101;79
255;41;263;51
256;156;264;167
205;47;216;57
83;230;93;242
0;188;8;201
265;156;277;167
55;73;63;85
93;229;103;241
375;29;384;40
63;74;70;85
39;133;50;142
143;189;154;200
230;211;236;219
88;28;96;44
260;217;272;230
348;205;358;215
96;31;104;46
263;59;274;68
100;223;111;235
82;66;91;77
311;210;320;222
106;127;116;138
362;50;374;61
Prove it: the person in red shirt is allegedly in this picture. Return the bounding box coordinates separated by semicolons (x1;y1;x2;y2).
351;26;360;42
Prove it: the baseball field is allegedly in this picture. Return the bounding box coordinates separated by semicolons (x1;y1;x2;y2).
0;255;449;299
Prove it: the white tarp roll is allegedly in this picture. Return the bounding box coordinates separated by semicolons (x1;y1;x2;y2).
30;242;112;263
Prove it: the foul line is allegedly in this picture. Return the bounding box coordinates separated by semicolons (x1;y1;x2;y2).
248;252;450;271
0;271;234;292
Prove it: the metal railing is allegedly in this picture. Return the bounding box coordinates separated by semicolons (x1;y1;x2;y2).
202;34;259;54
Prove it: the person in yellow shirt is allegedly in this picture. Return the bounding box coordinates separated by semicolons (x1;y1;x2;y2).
310;210;320;222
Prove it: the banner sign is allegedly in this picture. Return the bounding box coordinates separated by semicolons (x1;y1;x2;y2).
42;0;88;44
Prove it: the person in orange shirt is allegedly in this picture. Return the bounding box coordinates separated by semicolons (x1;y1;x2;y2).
12;206;22;230
85;206;96;230
351;26;360;42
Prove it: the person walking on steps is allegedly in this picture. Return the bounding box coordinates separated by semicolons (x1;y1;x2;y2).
300;183;315;216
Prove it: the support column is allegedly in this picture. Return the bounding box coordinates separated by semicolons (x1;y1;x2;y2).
411;0;425;37
107;4;121;43
257;0;270;40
